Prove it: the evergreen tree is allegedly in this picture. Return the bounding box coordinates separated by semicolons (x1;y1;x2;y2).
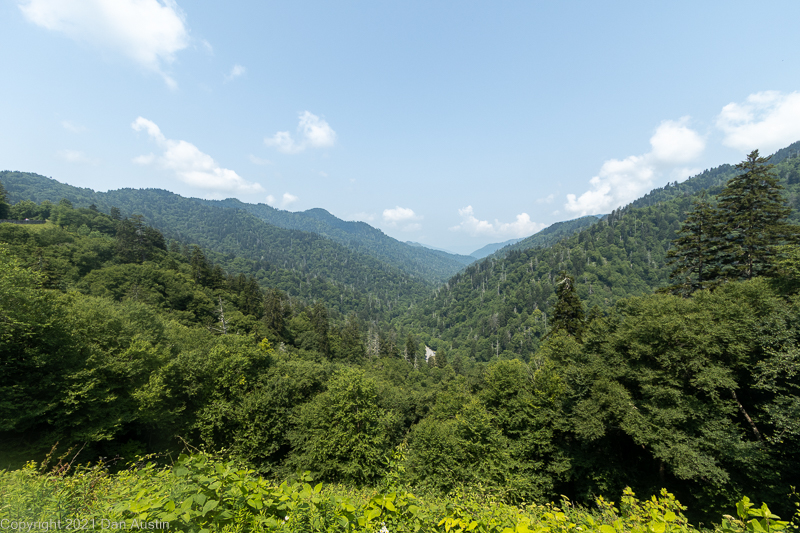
310;301;330;356
404;332;418;364
666;192;722;295
339;313;366;362
0;180;9;219
263;288;289;340
716;150;795;280
547;272;585;341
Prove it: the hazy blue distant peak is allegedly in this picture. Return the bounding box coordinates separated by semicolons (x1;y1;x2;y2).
406;241;458;254
470;238;523;259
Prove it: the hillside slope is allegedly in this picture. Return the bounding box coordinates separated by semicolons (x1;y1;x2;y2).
0;172;431;318
194;198;475;283
402;145;800;360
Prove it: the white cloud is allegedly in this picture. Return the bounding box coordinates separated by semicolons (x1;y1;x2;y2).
265;111;336;154
565;117;705;216
717;91;800;153
266;195;276;205
225;64;245;82
249;154;272;165
131;116;263;193
450;205;544;238
649;118;705;164
57;149;98;165
382;206;423;231
319;171;328;177
282;193;298;206
19;0;189;88
383;206;420;223
61;120;85;133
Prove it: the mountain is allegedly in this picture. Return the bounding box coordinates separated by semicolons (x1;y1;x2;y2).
469;238;522;259
405;240;467;255
0;174;472;286
192;198;474;283
0;172;431;319
400;145;800;361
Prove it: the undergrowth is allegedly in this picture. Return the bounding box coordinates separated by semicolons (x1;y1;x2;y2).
1;452;798;533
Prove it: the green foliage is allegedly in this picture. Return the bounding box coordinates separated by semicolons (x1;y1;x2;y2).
289;368;401;485
0;172;441;320
667;151;799;294
0;179;10;218
1;452;792;533
548;272;586;341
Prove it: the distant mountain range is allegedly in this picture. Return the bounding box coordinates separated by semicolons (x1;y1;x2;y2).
1;172;472;286
469;238;523;259
1;171;609;288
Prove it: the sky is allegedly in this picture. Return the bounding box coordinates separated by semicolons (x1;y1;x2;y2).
3;1;800;254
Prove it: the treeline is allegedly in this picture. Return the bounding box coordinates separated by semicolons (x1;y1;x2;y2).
403;149;800;362
2;199;799;521
0;173;433;321
3;148;800;522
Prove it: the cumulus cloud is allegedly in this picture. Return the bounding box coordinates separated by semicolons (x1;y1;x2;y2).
565;117;705;216
57;149;98;165
131;116;263;193
224;64;245;82
649;119;705;163
19;0;189;88
717;91;800;153
383;206;419;223
449;205;544;238
264;193;298;208
265;111;336;154
382;206;422;231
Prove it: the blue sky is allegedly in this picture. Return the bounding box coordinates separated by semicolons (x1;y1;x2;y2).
3;1;800;254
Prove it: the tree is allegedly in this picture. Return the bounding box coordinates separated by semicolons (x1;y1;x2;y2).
716;150;795;280
310;301;330;356
338;313;365;362
547;272;585;341
263;288;289;340
666;192;722;295
289;368;400;484
404;332;418;365
0;180;9;219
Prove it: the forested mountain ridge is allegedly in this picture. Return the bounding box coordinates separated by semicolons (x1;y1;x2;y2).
0;172;430;319
3;146;800;522
490;215;602;258
3;200;799;521
469;237;522;259
402;146;800;362
193;197;476;282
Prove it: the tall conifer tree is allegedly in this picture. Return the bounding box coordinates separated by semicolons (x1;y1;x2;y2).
548;271;585;341
0;180;10;219
716;150;794;280
666;192;722;295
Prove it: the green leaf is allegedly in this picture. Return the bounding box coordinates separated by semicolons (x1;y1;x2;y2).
202;499;219;516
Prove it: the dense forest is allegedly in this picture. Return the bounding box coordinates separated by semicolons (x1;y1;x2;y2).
2;146;800;528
